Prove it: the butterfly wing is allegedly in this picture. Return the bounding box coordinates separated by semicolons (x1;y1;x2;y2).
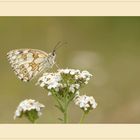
7;49;48;82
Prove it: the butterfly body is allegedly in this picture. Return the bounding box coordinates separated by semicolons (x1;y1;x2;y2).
7;49;56;82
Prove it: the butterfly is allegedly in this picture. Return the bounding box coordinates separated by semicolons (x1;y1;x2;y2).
7;41;66;82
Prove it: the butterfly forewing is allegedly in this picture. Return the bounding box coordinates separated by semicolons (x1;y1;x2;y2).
7;49;48;82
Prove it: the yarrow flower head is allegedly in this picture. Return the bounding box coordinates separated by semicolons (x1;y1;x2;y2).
37;72;62;90
58;69;92;84
74;95;97;112
37;68;92;97
14;99;45;123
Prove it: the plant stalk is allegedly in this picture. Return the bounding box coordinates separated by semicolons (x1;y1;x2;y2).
80;112;87;123
63;96;68;123
64;107;68;123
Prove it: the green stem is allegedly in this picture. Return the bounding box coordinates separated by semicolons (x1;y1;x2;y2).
52;90;70;123
80;112;87;124
64;96;68;123
64;107;67;123
52;92;68;123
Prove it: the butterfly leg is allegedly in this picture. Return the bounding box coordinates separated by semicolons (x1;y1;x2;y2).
54;63;60;69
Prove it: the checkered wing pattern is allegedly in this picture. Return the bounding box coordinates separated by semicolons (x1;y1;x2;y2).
7;49;48;82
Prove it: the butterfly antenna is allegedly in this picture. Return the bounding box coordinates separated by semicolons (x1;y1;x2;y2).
53;41;62;50
53;41;68;53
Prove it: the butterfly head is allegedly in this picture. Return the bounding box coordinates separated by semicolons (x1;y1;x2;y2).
47;50;56;65
48;49;56;61
52;49;56;57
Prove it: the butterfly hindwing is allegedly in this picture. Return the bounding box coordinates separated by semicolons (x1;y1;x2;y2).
7;49;48;82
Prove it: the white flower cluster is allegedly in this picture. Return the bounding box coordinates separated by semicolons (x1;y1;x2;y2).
58;69;80;75
37;73;62;91
37;69;92;95
14;99;45;119
58;69;92;84
74;95;97;111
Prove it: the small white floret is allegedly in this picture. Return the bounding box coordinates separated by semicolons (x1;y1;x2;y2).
74;95;97;111
14;99;45;120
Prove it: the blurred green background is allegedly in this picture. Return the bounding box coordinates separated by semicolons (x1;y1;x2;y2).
0;17;140;123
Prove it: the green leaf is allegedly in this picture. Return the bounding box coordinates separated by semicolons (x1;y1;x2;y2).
25;110;39;123
55;105;64;113
58;117;63;122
